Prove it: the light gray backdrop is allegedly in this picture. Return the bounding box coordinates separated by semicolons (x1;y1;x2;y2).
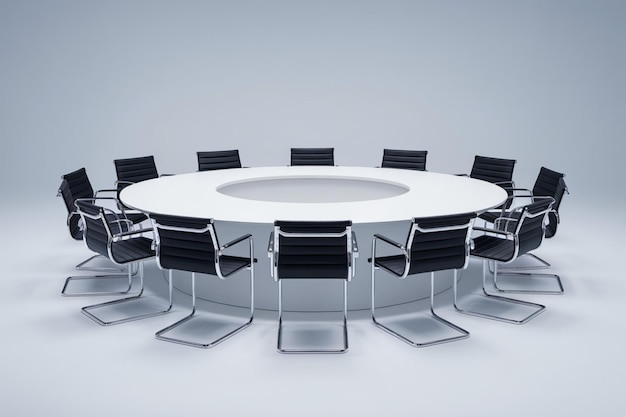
1;0;624;204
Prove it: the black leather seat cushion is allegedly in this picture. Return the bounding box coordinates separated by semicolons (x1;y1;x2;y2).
111;236;155;264
471;235;515;262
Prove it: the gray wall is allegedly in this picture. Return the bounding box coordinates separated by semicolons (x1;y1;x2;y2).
1;0;624;203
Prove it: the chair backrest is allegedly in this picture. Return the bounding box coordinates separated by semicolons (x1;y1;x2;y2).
545;177;568;238
150;213;219;275
290;148;335;166
406;212;476;275
197;150;242;171
272;220;353;279
532;167;567;238
114;155;159;192
75;199;113;258
469;155;516;184
76;199;154;265
59;168;95;239
511;198;554;256
381;149;428;171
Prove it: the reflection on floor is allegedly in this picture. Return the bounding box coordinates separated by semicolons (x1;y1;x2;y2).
1;201;625;416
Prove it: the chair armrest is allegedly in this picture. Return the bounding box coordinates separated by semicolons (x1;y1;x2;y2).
495;180;515;188
109;218;134;234
111;227;154;242
494;216;519;232
267;232;274;256
510;187;532;195
267;232;277;279
93;188;118;197
373;234;405;251
221;234;253;250
472;226;513;238
351;231;359;257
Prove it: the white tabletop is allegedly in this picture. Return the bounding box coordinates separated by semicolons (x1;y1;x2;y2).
120;166;507;224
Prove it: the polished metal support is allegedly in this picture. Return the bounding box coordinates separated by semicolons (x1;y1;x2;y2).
81;262;172;326
277;279;349;354
493;261;564;295
495;253;551;271
371;267;470;347
155;264;254;349
75;254;127;273
453;260;545;324
62;258;138;297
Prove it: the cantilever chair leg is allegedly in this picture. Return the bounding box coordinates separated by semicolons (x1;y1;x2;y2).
277;279;348;354
453;260;545;325
75;254;128;273
64;256;140;297
371;268;469;347
63;270;132;297
492;262;564;295
81;262;172;326
494;253;551;271
156;268;254;349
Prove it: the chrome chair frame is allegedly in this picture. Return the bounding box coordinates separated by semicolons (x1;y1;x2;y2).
61;194;140;296
454;200;554;324
77;202;172;326
493;179;569;272
57;171;133;279
268;223;358;354
152;219;255;349
480;194;564;294
370;218;473;347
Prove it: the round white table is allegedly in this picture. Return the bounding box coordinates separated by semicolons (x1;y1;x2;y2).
120;166;507;311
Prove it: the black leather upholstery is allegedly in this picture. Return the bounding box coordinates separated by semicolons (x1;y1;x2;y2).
151;214;251;277
370;212;476;347
114;155;159;192
59;168;95;240
290;148;334;166
472;198;553;263
374;213;476;277
197;150;242;171
59;167;146;240
479;166;566;238
381;149;428;171
75;199;155;264
274;220;352;279
469;155;516;184
469;155;516;212
532;167;566;238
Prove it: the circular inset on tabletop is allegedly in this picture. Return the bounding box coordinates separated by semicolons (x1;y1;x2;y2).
217;177;409;203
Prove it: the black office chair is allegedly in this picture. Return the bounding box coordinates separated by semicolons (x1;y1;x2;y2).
197;150;242;171
380;149;428;171
526;167;568;242
468;155;516;186
476;196;563;295
461;155;516;208
370;213;476;347
454;198;555;324
268;220;358;353
114;155;161;194
150;214;255;348
58;168;147;296
290;148;335;166
77;200;172;326
480;166;568;270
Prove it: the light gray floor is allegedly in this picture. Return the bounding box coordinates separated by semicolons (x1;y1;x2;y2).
2;199;625;417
